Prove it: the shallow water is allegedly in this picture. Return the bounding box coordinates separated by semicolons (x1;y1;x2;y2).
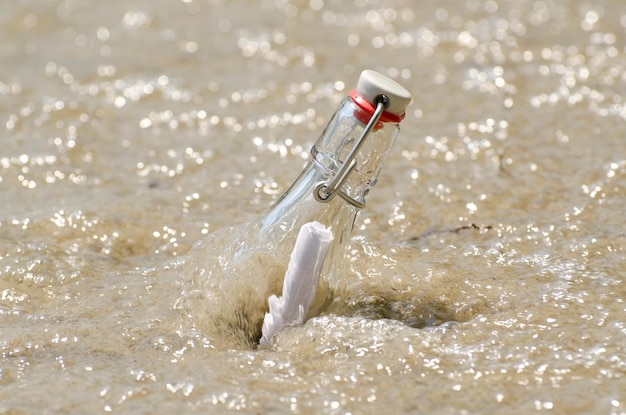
1;0;625;413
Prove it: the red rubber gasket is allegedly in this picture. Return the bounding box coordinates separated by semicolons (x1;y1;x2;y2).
349;89;405;123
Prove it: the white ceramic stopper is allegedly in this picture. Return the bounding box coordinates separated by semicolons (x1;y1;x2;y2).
356;69;412;116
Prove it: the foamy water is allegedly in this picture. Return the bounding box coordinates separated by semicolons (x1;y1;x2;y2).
1;1;625;413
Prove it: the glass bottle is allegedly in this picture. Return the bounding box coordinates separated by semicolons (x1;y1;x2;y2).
180;70;412;348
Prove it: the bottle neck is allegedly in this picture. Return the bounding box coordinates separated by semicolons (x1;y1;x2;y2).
310;96;400;207
261;95;400;232
262;95;400;225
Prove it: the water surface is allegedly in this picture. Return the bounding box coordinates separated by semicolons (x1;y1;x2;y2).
1;0;625;413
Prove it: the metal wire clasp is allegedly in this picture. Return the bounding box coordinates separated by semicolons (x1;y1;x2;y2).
314;94;389;208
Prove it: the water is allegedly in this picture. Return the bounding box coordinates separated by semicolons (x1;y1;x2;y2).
1;0;625;413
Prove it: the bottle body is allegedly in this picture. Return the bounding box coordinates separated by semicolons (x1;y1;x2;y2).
181;85;405;348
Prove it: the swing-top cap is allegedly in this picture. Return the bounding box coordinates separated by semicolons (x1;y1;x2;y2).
356;70;412;117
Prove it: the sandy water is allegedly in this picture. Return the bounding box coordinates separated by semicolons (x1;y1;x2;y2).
1;0;625;413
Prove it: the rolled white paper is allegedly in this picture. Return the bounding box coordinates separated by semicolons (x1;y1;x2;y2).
260;221;333;347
